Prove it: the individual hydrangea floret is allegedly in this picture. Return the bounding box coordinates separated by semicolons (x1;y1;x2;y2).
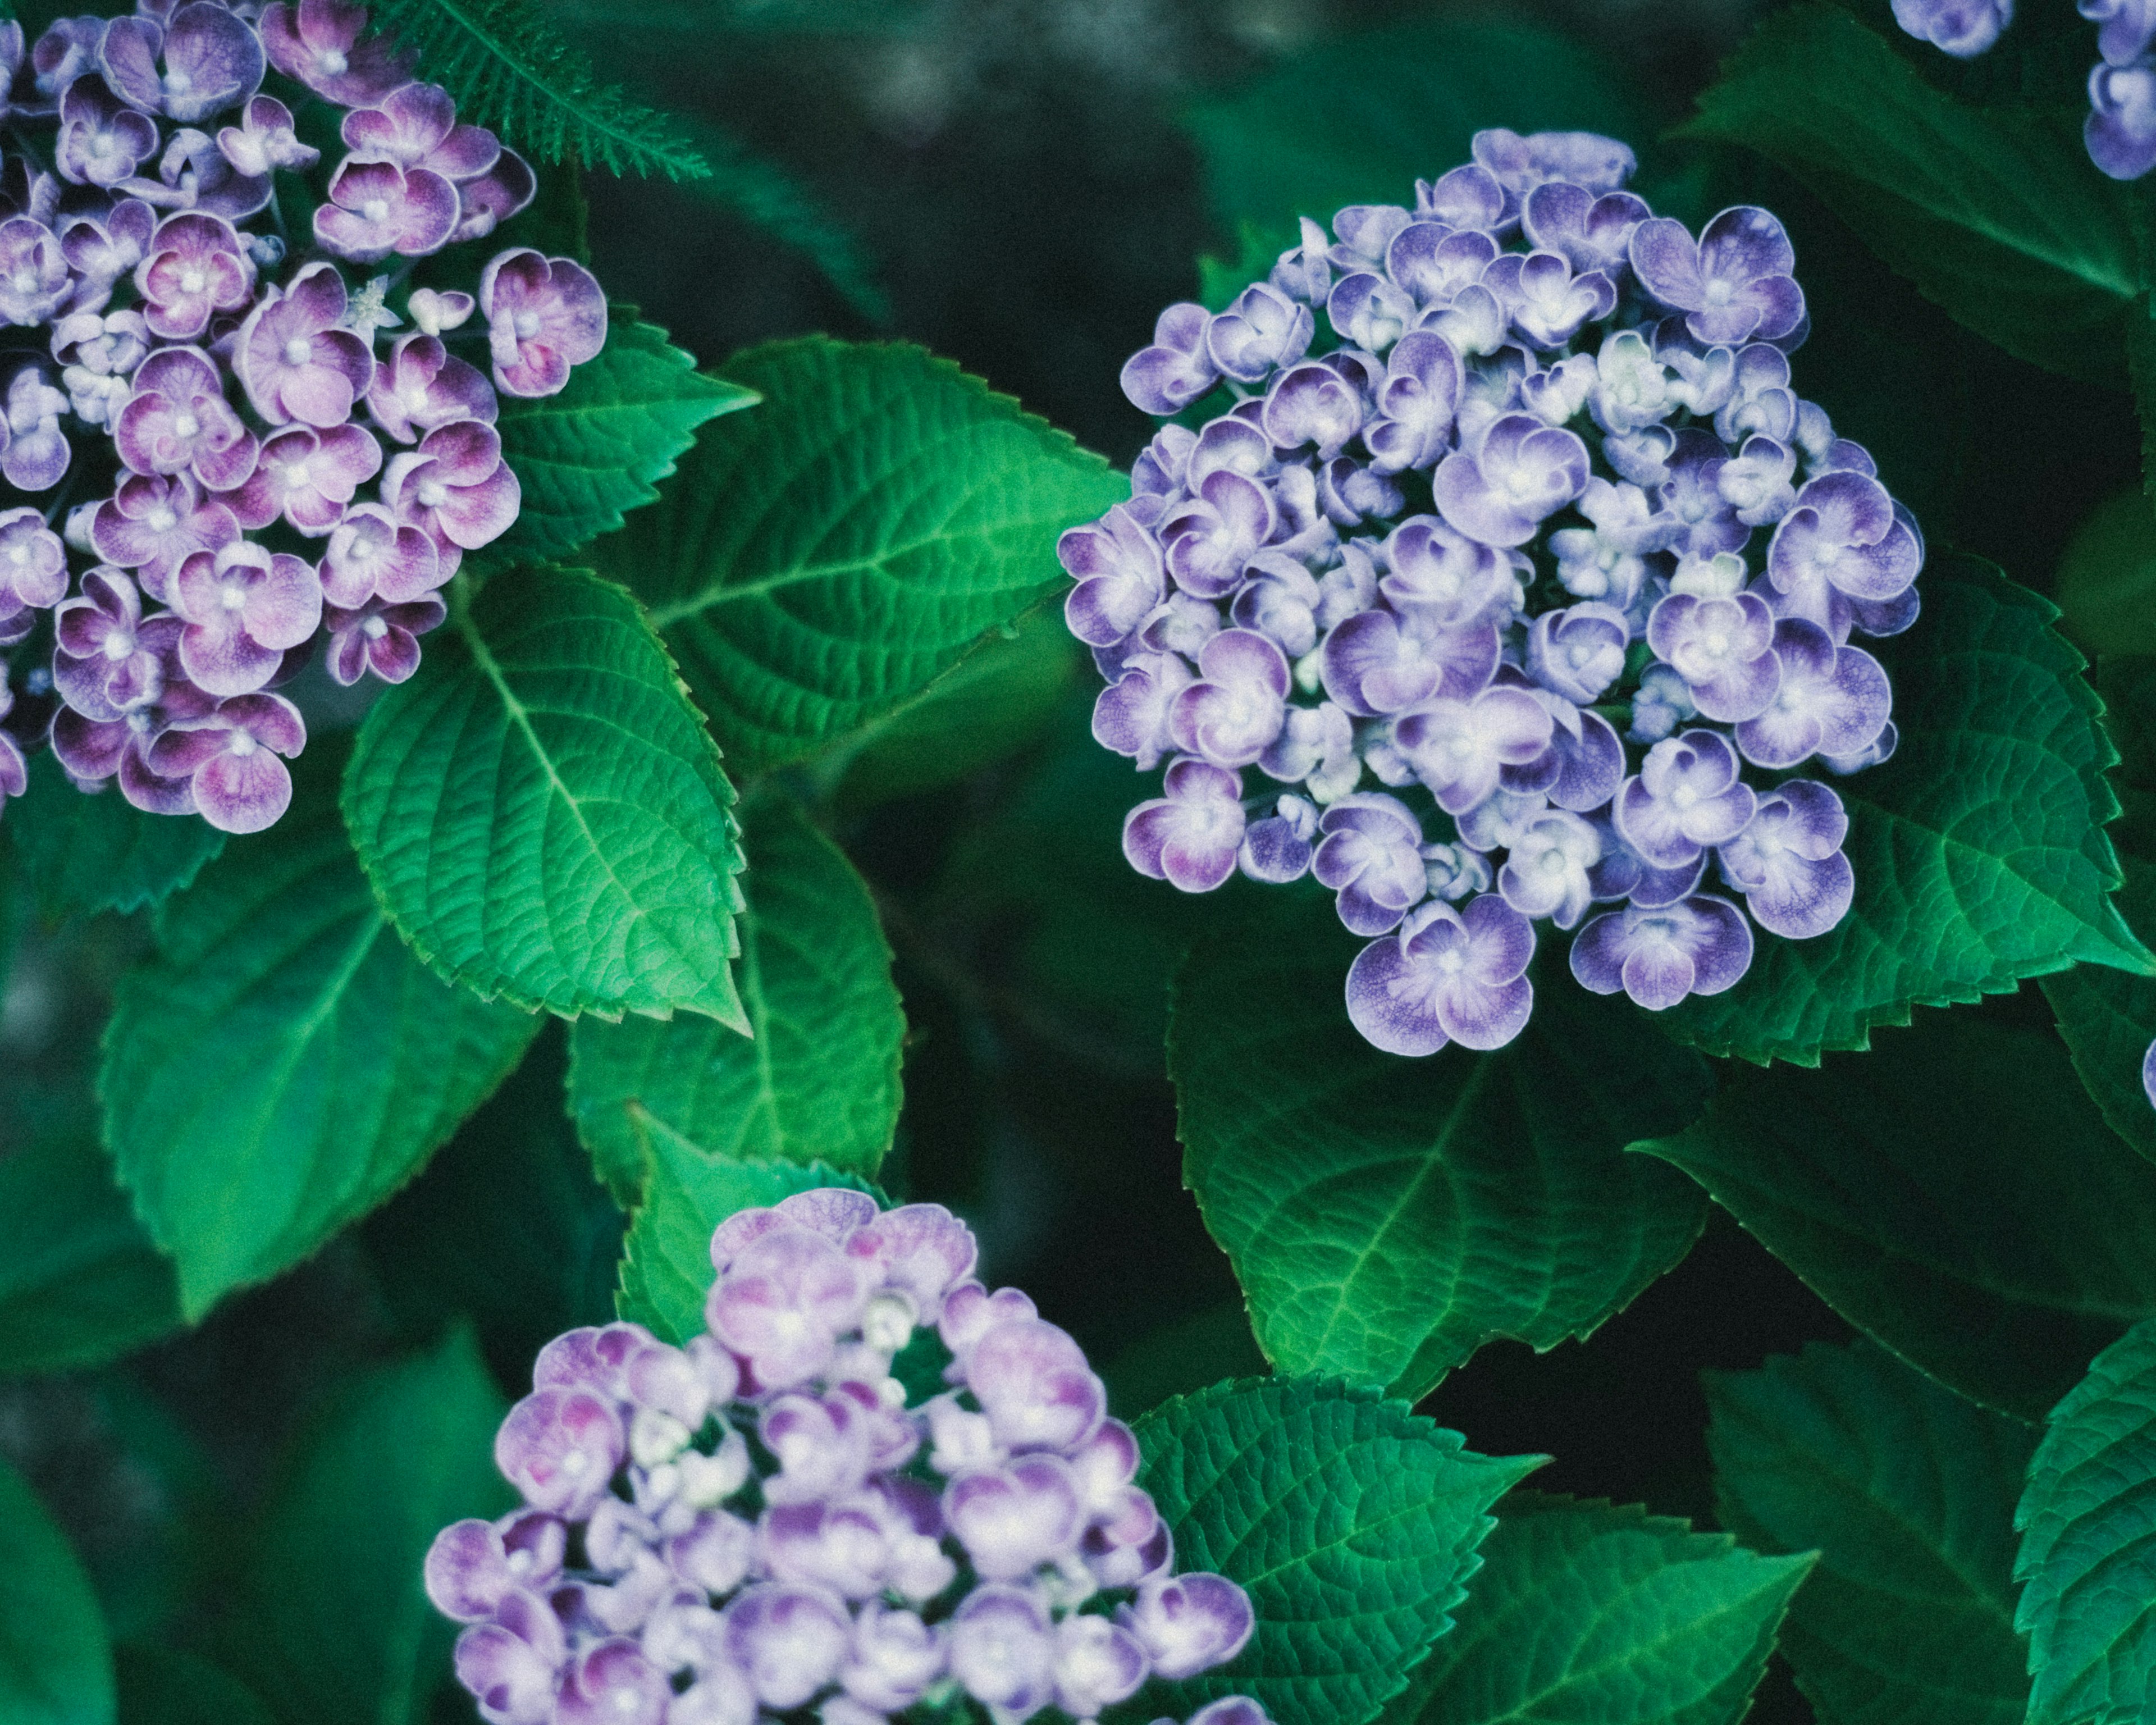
0;0;612;836
1065;129;1925;1054
424;1189;1272;1725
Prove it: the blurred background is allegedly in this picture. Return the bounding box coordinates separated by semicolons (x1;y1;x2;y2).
6;2;2140;1718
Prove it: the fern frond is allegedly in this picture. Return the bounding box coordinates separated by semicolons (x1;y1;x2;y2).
674;118;891;325
366;0;711;180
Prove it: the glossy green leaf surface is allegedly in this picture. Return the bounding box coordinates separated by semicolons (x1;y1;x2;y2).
0;1451;113;1725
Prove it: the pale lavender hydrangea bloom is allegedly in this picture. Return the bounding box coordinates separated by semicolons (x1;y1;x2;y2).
1894;0;2013;57
1064;133;1921;1053
427;1192;1267;1725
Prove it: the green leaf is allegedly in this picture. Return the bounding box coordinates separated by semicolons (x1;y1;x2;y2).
1681;3;2139;381
1636;1008;2156;1420
103;756;542;1319
1100;1300;1270;1420
569;795;901;1206
344;562;748;1024
488;317;755;566
602;336;1128;773
0;1452;113;1725
2016;1316;2156;1725
115;1648;273;1725
615;1132;881;1343
1380;1493;1812;1725
1658;555;2152;1065
224;1325;511;1725
0;1134;180;1374
1708;1341;2035;1725
1171;890;1712;1402
6;751;223;919
364;0;709;177
2055;486;2156;660
814;599;1081;810
1123;1376;1542;1725
2130;302;2156;505
2044;857;2156;1162
1180;18;1648;240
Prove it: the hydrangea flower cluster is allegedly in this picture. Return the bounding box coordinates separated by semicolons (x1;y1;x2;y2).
1065;130;1921;1056
1894;0;2156;180
0;0;607;833
424;1188;1270;1725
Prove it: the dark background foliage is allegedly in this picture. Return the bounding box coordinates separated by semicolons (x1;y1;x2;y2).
4;2;2141;1719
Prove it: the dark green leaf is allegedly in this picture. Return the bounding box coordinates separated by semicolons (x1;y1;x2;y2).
6;752;223;920
1682;3;2138;381
344;563;748;1024
1636;1009;2156;1419
1181;18;1648;239
2016;1316;2156;1725
488;317;755;565
0;1134;179;1373
569;795;900;1206
0;1450;113;1725
115;1648;273;1725
816;599;1081;810
224;1325;511;1725
1381;1493;1812;1725
1123;1376;1541;1725
2055;486;2156;660
602;337;1127;773
2130;302;2156;504
1659;555;2152;1065
615;1132;881;1343
1172;890;1711;1401
1709;1341;2034;1725
2044;859;2156;1162
365;0;709;177
1101;1302;1269;1420
104;757;541;1318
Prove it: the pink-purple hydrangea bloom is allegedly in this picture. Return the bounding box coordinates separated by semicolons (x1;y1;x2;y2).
1065;132;1919;1053
424;1188;1269;1725
0;0;609;836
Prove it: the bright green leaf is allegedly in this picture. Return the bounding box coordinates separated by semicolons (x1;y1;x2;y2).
615;1131;881;1343
1380;1493;1812;1725
103;758;542;1319
1659;555;2152;1065
1682;3;2138;381
0;1451;113;1725
0;1134;180;1374
602;337;1127;772
344;562;748;1024
223;1325;511;1725
2055;486;2156;659
2044;859;2156;1162
6;752;223;920
1181;18;1648;240
1172;891;1712;1402
115;1648;273;1725
2095;654;2156;855
1708;1341;2034;1725
1636;1010;2156;1420
1123;1376;1541;1725
816;599;1081;810
569;795;900;1206
2016;1316;2156;1725
365;0;709;177
488;317;755;565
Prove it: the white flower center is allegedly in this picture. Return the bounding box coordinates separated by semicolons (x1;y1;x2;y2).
180;267;205;293
5;544;25;567
415;478;448;508
104;631;133;661
403;385;430;410
362;615;389;639
284;461;312;489
514;309;543;340
1670;783;1700;810
282;337;312;367
174;411;200;437
12;269;36;294
1701;629;1729;656
147;506;177;531
361;198;390;223
1538;848;1566;875
1435;948;1466;975
219;581;248;611
227;729;256;757
163;69;193;94
317;48;349;76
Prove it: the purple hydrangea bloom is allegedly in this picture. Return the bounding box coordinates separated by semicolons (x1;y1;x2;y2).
134;211;254;340
1614;729;1758;869
1208;280;1312;383
1488;250;1617;349
1527;601;1628;705
217;93;318;177
1716;778;1854;938
314;155;459;262
449;148;536;244
1570;892;1754;1010
2088;58;2156;179
1169;628;1290;768
1263;360;1367;460
1365;330;1463;474
342;80;500;181
0;217;70;326
259;0;412;106
100;3;264;124
381;419;520;575
0;508;67;629
366;331;498;444
1629;207;1806;347
145;690;305;832
2;367;71;492
1061;504;1163;648
1433;413;1589;546
1094;650;1194;770
1894;0;2015;57
1345;893;1536;1056
56;75;159;187
1498;808;1602;927
1122;301;1217;415
116;345;259;491
229;423;382;535
234;259;373;426
1523;181;1650;277
1395;684;1555;814
1734;618;1891;769
1240;792;1318;883
1313;792;1428;934
1473;126;1637;202
1321;604;1499;717
1123;756;1245;892
1387;223;1496;309
478;248;607;399
1645;590;1781;723
170;540;322;695
1766;470;1923;640
1161;469;1272;600
53;568;163;718
93;471;237;599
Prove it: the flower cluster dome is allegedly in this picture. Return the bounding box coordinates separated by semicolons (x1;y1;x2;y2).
0;0;607;834
1063;129;1921;1055
426;1188;1270;1725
